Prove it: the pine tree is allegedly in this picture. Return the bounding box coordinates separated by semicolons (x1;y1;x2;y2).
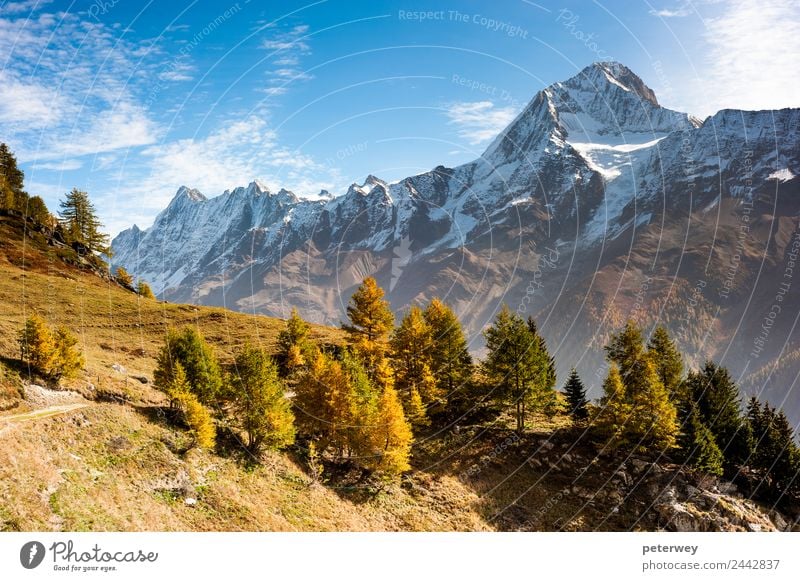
339;350;380;453
748;399;800;494
647;325;685;399
527;317;557;392
368;383;413;476
630;357;679;450
276;308;316;376
153;327;223;407
136;280;155;299
605;321;650;398
599;322;679;451
563;368;588;420
678;403;724;476
229;344;295;454
342;277;394;379
115;266;134;288
26;195;53;226
686;362;752;468
18;315;58;377
179;393;216;450
405;385;429;428
0;142;26;212
294;352;356;456
483;305;551;434
391;306;440;425
58;188;110;255
593;364;633;447
17;316;83;380
423;298;473;410
53;326;83;379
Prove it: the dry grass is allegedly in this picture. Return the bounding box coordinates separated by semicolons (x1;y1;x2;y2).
0;216;343;404
0;215;630;532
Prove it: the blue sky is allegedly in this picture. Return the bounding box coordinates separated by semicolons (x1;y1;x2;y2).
1;0;798;234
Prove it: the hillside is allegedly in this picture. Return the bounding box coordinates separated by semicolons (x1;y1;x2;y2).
1;214;797;532
110;62;800;428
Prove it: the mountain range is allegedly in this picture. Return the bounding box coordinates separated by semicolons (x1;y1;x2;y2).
112;62;800;424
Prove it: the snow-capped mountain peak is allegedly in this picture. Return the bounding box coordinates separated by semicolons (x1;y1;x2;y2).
173;185;206;203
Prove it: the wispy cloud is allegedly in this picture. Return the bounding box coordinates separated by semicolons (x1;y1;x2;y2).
648;2;694;18
0;8;162;160
698;0;800;113
260;23;314;97
445;101;518;145
106;116;341;228
1;0;52;14
650;8;693;18
33;159;83;171
158;60;195;82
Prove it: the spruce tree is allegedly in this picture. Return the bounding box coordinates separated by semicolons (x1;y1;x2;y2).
686;362;752;468
484;305;551;434
647;325;685;399
563;368;588;420
678;403;724;476
749;399;800;494
229;344;295;454
527;317;557;393
154;327;223;407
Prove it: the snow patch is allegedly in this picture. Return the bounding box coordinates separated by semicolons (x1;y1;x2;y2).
768;168;795;182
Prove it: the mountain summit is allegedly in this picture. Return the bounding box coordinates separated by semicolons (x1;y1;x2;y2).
112;63;800;424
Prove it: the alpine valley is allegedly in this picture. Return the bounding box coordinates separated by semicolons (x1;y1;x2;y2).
112;62;800;424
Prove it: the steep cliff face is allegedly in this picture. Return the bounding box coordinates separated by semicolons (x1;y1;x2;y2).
112;62;800;424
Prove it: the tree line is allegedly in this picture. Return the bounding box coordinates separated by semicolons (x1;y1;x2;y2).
0;142;155;298
16;276;800;494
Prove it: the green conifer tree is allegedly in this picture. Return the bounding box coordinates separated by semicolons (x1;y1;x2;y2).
563;368;589;420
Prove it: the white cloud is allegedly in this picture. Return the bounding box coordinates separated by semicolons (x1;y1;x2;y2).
650;8;692;17
445;101;519;145
1;0;52;14
158;61;195;82
0;8;163;161
0;71;66;128
649;2;694;18
693;0;800;115
34;159;83;171
126;117;340;215
260;22;313;96
24;103;160;161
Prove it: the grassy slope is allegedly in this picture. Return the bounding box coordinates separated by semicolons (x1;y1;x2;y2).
0;216;495;531
0;216;782;532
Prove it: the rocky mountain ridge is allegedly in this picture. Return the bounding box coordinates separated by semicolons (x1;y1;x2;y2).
112;62;800;424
